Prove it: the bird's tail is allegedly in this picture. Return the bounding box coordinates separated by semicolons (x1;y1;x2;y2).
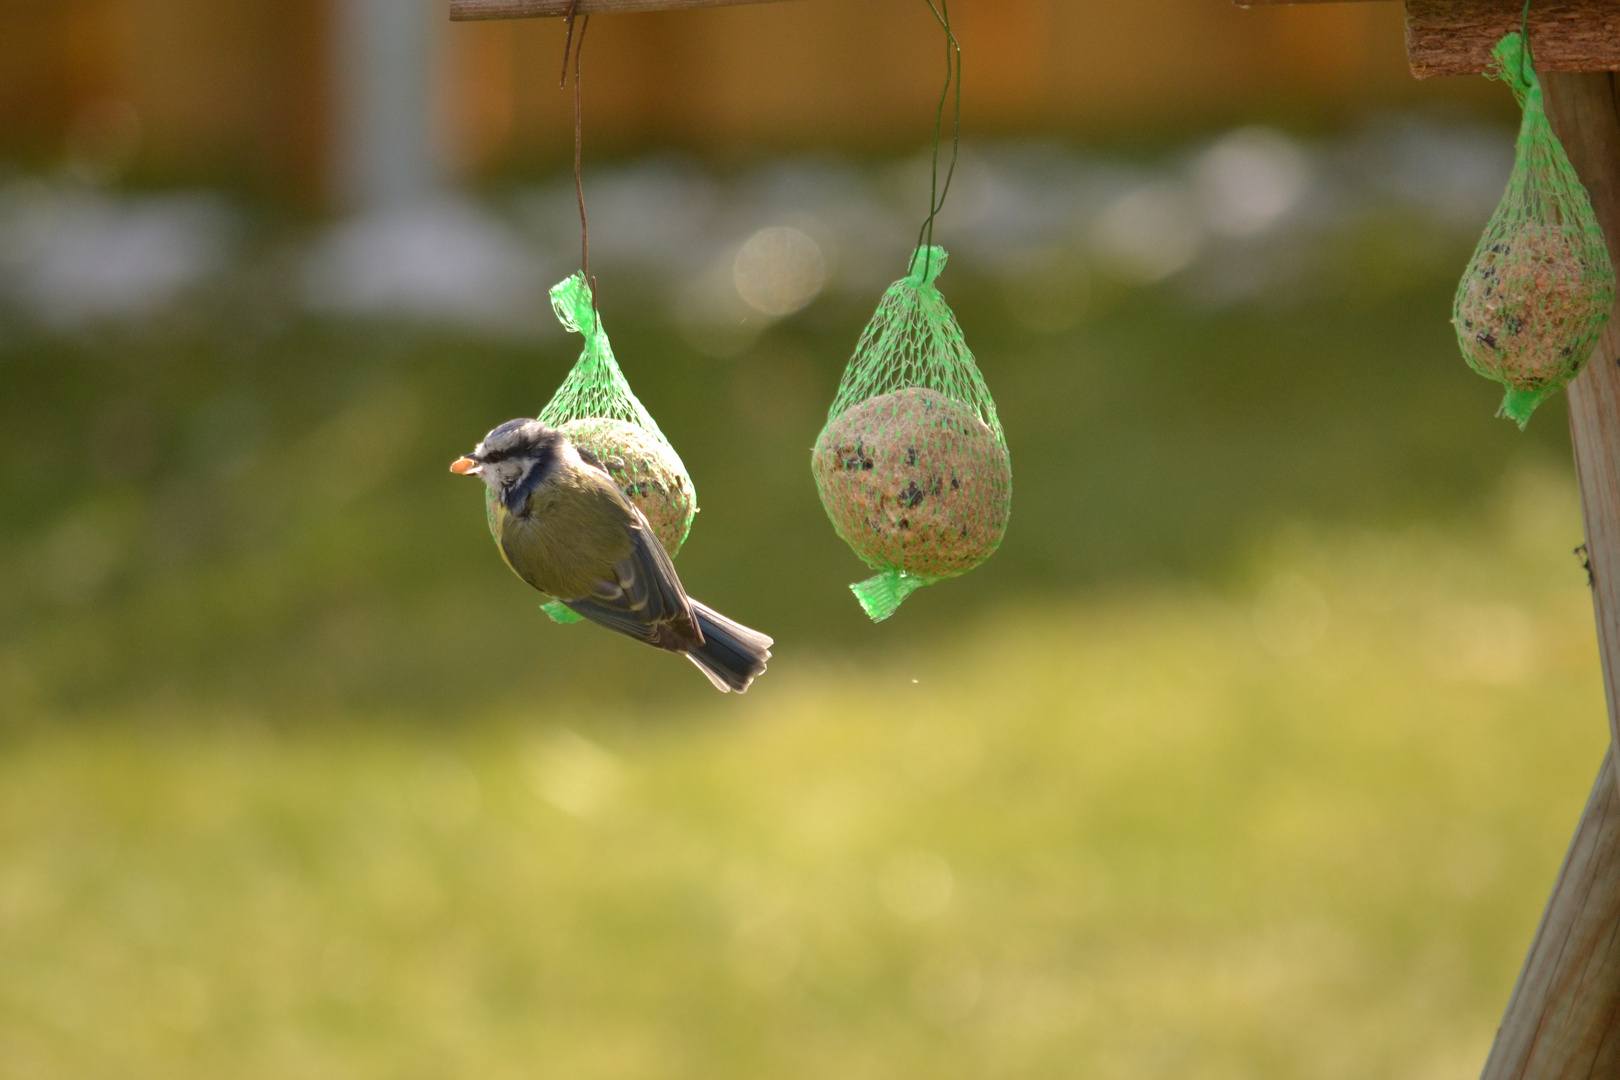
686;601;773;693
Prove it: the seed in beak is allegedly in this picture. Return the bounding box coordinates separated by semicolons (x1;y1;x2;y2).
450;456;480;475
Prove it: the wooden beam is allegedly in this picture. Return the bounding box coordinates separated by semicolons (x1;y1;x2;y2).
1406;1;1620;79
1481;750;1620;1077
450;0;798;21
1480;69;1620;1077
1238;0;1620;75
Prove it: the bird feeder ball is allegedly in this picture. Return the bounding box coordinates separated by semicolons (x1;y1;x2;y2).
1455;223;1612;397
562;416;696;557
1450;32;1614;426
812;385;1011;580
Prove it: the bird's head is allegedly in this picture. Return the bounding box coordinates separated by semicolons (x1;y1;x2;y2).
450;419;565;511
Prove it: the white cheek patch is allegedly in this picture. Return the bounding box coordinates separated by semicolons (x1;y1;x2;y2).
491;458;539;511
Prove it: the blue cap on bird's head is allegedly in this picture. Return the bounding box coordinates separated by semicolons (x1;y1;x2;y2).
483;418;537;446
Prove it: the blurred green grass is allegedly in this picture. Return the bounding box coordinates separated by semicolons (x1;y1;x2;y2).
1;185;1612;1077
0;471;1605;1078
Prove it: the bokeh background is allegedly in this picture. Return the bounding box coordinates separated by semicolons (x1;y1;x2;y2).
0;1;1609;1077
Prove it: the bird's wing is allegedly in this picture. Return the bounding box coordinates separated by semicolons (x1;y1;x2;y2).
562;513;702;652
496;443;701;652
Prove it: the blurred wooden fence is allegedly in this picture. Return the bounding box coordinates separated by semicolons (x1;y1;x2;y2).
0;0;1489;203
0;0;328;199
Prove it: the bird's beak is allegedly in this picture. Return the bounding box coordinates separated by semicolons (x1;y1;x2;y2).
450;456;481;475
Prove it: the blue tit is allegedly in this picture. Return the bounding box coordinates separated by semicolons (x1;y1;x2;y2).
452;418;772;693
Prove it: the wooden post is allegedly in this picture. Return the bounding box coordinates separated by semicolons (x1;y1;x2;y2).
1479;750;1620;1077
1545;70;1620;764
1233;0;1620;1074
450;0;800;22
1479;67;1620;1077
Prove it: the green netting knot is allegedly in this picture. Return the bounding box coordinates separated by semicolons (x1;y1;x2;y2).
1452;31;1615;427
1494;30;1538;108
850;571;933;622
906;245;948;289
542;600;584;624
1500;384;1562;429
550;273;600;338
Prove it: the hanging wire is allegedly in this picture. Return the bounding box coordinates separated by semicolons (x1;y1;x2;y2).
913;0;961;281
1519;0;1532;82
560;0;596;307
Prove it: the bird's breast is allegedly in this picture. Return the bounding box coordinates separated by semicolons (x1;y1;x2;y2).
495;481;635;601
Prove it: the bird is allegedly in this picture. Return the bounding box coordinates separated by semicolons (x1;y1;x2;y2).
451;418;772;693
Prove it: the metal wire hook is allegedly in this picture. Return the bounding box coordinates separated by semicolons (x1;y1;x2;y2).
914;0;962;284
1519;0;1532;84
560;0;597;312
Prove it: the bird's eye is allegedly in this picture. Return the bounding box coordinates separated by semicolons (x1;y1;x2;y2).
482;449;508;464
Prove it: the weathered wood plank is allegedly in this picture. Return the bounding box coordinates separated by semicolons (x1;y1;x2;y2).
1547;70;1620;765
1481;750;1620;1078
1481;70;1620;1079
1405;0;1620;78
450;0;797;21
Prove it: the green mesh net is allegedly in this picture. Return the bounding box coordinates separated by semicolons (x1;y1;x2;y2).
496;273;698;625
812;246;1011;621
1453;32;1615;428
